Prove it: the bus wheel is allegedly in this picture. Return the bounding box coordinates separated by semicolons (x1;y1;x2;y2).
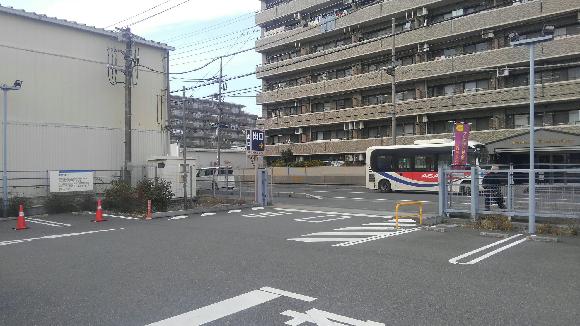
378;180;392;193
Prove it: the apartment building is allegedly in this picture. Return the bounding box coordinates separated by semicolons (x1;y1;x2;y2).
255;0;580;166
168;96;257;149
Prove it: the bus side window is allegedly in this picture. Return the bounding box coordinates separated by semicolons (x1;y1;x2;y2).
416;155;436;171
398;156;412;171
376;155;393;171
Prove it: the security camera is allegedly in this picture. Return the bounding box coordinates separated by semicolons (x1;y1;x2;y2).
13;80;22;88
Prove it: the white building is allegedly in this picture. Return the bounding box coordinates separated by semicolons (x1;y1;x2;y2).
0;5;173;196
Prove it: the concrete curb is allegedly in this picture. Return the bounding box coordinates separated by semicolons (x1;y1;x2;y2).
480;232;510;238
152;203;260;219
527;235;560;243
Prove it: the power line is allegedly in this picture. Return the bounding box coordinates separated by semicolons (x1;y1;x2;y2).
161;11;256;43
127;0;193;27
104;0;174;28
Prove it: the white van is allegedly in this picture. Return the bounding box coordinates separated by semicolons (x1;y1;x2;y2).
196;167;235;190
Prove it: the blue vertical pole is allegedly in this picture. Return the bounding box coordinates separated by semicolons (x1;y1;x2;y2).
529;45;536;234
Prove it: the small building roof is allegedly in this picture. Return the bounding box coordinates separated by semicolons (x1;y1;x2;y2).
0;5;174;51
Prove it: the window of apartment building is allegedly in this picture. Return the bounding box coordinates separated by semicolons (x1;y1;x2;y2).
464;41;490;54
569;110;580;125
324;102;333;112
363;94;388;106
396;90;416;102
336;67;353;78
396;123;415;136
464;79;490;93
513;113;545;128
313;103;325;113
336;98;353;110
568;67;580;80
428;120;453;134
464;117;491;131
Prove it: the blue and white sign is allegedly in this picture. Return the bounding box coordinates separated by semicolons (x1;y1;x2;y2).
49;170;94;193
246;129;265;156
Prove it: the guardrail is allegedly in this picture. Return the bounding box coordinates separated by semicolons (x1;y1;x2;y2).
395;201;423;229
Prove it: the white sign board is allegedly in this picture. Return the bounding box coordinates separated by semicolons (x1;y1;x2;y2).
49;170;94;193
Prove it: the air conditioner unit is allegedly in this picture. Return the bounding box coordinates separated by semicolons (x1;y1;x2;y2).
403;21;412;31
358;121;365;129
482;30;495;39
497;67;510;77
294;12;301;20
422;115;429;123
417;7;428;17
295;127;303;134
418;43;429;52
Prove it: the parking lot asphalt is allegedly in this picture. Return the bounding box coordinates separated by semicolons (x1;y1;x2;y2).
0;203;579;326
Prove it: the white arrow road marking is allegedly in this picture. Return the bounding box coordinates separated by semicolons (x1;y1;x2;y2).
169;215;188;220
281;308;385;326
146;287;315;326
201;213;216;217
305;232;395;236
449;234;526;265
252;207;265;211
227;210;241;213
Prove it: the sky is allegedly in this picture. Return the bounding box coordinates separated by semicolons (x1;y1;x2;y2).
1;0;263;115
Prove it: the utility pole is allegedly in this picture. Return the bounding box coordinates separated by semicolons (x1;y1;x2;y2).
391;17;397;146
216;56;223;167
122;27;133;184
181;86;188;209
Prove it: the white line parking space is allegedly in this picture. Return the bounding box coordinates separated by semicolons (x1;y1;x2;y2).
103;214;140;220
27;218;71;228
449;234;527;265
0;228;124;247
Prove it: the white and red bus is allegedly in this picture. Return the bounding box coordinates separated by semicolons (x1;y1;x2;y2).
366;140;482;192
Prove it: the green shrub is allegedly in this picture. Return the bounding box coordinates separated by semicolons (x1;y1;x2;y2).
135;177;174;212
103;180;136;213
270;159;286;167
0;196;30;217
44;194;77;214
77;194;97;212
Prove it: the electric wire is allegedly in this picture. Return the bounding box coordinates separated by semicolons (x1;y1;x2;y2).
105;0;174;28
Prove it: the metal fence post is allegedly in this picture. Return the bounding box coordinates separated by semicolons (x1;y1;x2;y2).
438;166;446;217
508;164;514;212
470;166;479;221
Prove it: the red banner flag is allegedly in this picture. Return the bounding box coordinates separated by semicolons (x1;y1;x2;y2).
452;122;471;167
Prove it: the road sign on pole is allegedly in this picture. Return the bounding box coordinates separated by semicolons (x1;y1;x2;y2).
246;129;265;156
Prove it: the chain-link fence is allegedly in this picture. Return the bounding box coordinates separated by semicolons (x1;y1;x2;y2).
441;166;580;219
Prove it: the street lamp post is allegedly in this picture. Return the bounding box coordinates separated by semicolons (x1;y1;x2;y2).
1;80;22;218
510;29;553;234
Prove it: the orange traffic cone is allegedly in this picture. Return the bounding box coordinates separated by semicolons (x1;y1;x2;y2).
145;200;152;220
92;199;107;223
14;204;28;230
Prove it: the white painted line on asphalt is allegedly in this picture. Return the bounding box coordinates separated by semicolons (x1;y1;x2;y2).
333;196;346;199
28;218;71;227
252;207;265;211
308;216;351;223
335;226;397;231
170;215;188;220
281;308;385;326
393;218;417;223
289;237;363;243
146;287;316;326
306;231;395;236
26;220;64;227
0;228;123;247
363;222;416;227
351;198;364;200
313;190;329;193
201;213;216;217
375;199;388;201
334;228;421;247
350;191;365;194
461;238;528;265
146;290;280;326
448;234;523;265
259;287;316;302
103;214;139;220
227;210;241;213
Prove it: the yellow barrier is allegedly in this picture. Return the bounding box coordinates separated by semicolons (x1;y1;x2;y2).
395;201;423;229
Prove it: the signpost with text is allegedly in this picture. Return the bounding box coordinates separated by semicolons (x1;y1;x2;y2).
246;130;268;205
